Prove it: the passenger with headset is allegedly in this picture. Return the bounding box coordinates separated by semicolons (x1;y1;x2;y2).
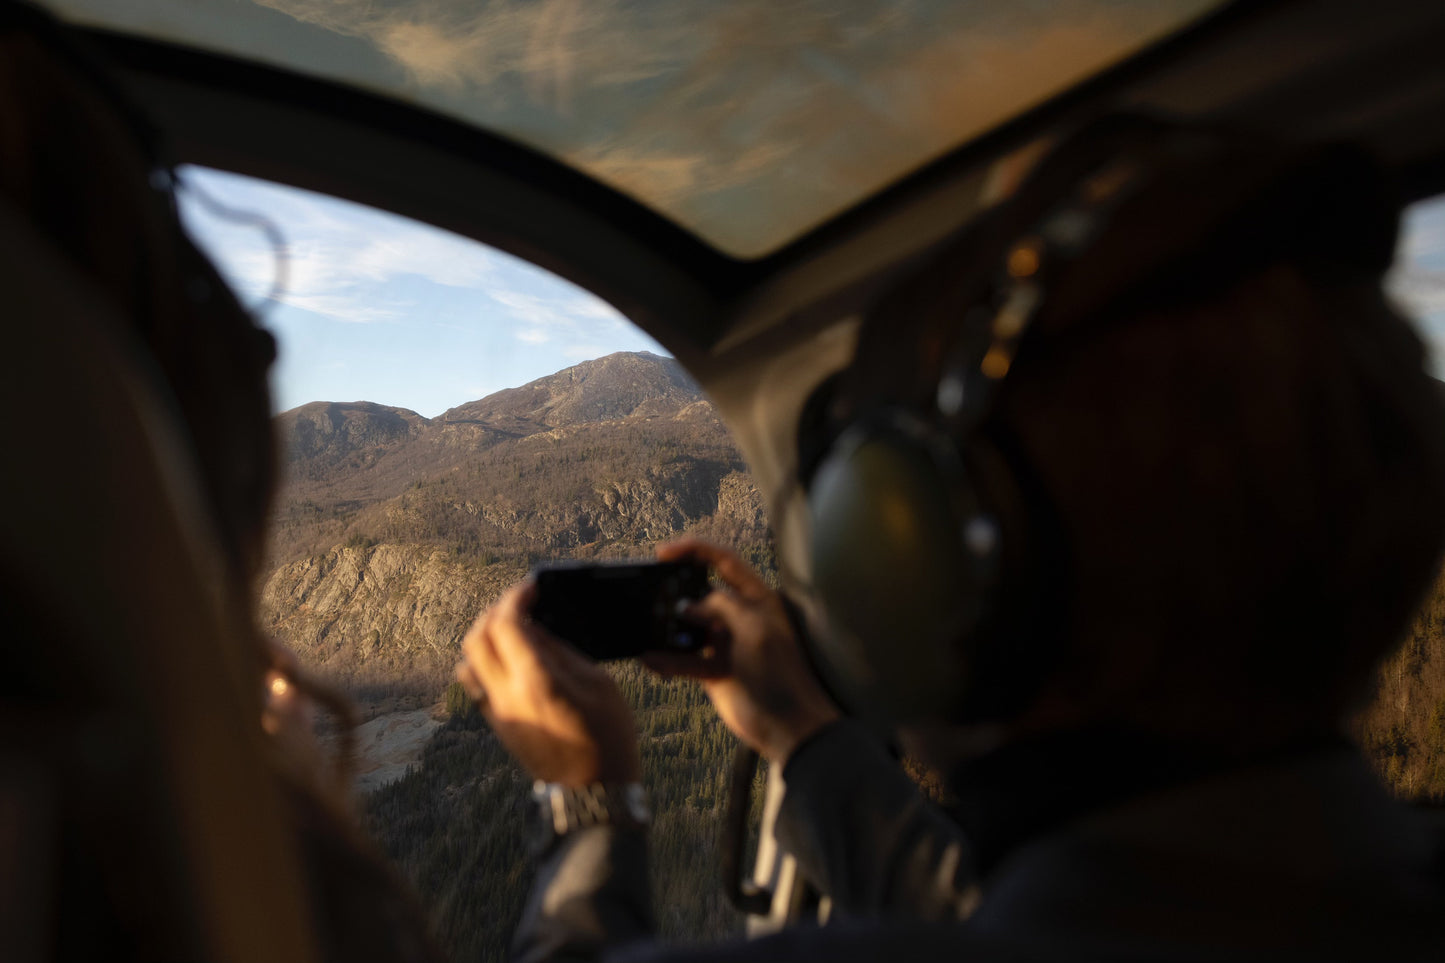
462;118;1445;961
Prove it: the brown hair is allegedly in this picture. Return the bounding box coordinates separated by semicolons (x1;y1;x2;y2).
0;14;277;583
999;260;1445;737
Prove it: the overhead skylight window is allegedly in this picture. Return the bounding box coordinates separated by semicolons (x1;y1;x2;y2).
47;0;1224;256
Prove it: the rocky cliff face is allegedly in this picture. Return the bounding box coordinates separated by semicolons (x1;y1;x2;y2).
259;352;770;682
261;543;524;673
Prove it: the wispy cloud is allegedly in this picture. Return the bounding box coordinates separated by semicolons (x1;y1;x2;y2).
176;160;666;416
181;161;636;349
279;293;410;324
514;327;552;344
488;288;581;328
482;285;628;346
179;166;497;323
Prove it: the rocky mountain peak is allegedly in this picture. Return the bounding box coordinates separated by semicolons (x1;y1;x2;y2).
279;401;429;474
438;351;699;432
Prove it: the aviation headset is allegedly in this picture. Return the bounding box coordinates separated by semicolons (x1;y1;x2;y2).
800;115;1401;724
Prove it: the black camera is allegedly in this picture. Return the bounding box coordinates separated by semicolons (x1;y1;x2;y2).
530;560;711;660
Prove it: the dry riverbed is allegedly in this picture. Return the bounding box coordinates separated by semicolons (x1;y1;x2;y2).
312;693;448;796
351;707;444;794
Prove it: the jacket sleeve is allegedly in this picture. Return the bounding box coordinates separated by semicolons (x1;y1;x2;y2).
774;721;980;921
510;723;975;963
510;826;655;963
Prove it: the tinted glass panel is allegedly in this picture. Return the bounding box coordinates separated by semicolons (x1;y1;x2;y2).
49;0;1223;256
180;167;775;954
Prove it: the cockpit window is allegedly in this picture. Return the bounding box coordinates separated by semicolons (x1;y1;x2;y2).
180;168;772;954
46;0;1223;257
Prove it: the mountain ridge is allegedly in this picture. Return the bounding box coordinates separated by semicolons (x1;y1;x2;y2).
438;350;697;431
276;351;696;432
272;351;708;502
260;351;771;684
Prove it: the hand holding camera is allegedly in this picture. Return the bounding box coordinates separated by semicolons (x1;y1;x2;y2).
456;582;642;787
646;540;840;765
455;541;842;791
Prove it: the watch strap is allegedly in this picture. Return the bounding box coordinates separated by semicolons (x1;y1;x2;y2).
532;780;651;837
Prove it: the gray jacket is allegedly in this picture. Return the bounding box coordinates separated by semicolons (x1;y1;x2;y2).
510;722;1445;962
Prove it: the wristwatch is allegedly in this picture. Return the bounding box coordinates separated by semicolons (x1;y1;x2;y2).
531;780;651;843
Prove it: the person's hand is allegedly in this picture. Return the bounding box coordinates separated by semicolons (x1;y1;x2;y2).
456;582;641;786
645;540;840;765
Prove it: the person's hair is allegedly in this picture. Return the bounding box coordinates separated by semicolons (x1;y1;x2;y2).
0;11;277;581
997;258;1445;736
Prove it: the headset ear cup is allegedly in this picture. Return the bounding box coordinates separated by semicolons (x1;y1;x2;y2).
807;420;1000;720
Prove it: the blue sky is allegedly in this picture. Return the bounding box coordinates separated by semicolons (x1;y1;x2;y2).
176;165;664;418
